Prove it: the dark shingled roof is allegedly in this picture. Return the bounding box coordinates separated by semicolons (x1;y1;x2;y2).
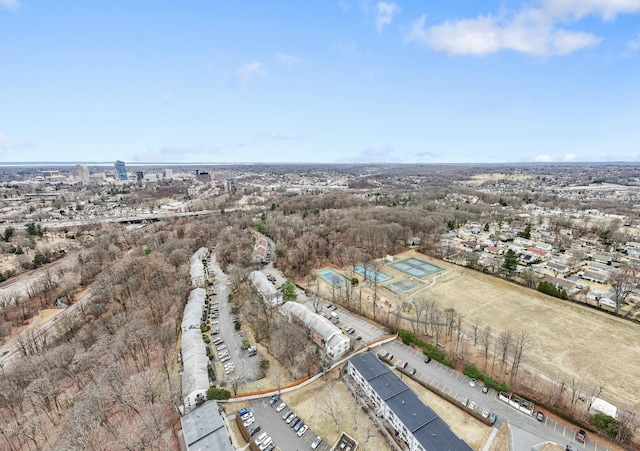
350;352;472;451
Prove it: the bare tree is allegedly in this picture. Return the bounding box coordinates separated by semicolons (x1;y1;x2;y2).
607;265;636;314
481;326;492;372
498;329;512;375
320;387;341;433
509;329;529;384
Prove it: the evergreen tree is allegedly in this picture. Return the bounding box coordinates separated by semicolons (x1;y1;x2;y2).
502;249;518;277
282;279;297;302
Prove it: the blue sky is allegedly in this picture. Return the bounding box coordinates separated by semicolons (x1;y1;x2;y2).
1;1;639;164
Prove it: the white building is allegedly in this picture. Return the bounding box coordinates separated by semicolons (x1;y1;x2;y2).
347;352;471;451
181;328;210;413
181;400;233;450
249;271;282;306
190;247;209;287
182;288;206;333
280;302;350;359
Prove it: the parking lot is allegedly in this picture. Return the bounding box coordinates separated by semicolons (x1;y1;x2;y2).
247;397;331;451
207;253;262;385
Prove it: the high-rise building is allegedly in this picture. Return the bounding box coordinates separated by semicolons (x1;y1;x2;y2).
76;164;90;184
114;160;128;181
136;170;144;181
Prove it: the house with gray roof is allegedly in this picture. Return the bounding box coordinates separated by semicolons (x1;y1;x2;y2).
280;302;350;359
249;270;282;306
181;400;233;451
347;352;472;451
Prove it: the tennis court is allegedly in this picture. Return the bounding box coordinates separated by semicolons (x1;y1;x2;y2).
384;278;419;295
318;268;347;287
388;258;444;279
353;265;391;283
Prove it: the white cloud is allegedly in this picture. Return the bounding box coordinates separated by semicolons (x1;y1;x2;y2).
542;0;640;21
0;133;7;149
276;52;302;67
375;1;399;33
235;61;265;86
405;0;638;56
550;29;602;54
533;154;555;162
0;0;19;10
563;153;578;161
628;33;640;51
406;9;602;56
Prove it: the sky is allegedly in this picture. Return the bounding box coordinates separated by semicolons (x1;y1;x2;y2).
1;1;640;164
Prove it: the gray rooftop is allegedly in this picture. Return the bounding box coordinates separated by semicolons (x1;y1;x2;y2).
350;352;472;451
181;401;233;451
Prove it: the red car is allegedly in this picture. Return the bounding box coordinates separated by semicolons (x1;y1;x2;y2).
575;429;586;443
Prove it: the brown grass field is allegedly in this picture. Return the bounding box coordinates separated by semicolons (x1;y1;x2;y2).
405;252;640;413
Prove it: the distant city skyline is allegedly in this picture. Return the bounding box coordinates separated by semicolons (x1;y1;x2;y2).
1;1;639;164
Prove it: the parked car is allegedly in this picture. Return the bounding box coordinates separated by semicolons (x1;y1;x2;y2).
294;420;304;432
239;407;250;416
290;417;301;428
469;401;477;410
254;432;268;446
482;385;489;394
268;394;279;406
481;408;490;418
311;436;322;449
575;429;586;443
424;356;432;363
469;378;477;387
243;416;255;427
565;444;579;451
487;412;497;425
461;397;469;406
297;424;308;437
259;437;272;451
282;410;292;420
408;367;416;375
249;425;261;436
356;336;362;341
241;412;253;421
286;413;297;424
276;402;286;412
536;411;545;422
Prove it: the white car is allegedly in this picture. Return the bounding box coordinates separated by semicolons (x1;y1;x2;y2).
276;402;286;412
469;378;477;387
297;424;308;437
243;416;255;427
241;412;253;421
311;436;322;449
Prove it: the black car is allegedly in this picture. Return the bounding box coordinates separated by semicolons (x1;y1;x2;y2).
424;356;432;363
249;425;261;436
536;411;545;422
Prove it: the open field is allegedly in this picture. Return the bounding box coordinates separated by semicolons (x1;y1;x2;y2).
412;258;640;412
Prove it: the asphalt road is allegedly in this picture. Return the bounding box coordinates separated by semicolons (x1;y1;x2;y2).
377;341;603;451
208;252;262;385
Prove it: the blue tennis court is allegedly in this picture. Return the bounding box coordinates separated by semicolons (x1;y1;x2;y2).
388;257;444;279
318;268;347;287
353;265;391;283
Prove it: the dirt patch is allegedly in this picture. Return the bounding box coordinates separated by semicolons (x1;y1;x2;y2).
488;423;510;451
283;369;388;450
36;308;64;325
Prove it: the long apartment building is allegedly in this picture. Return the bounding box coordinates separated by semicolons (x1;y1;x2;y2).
347;352;472;451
